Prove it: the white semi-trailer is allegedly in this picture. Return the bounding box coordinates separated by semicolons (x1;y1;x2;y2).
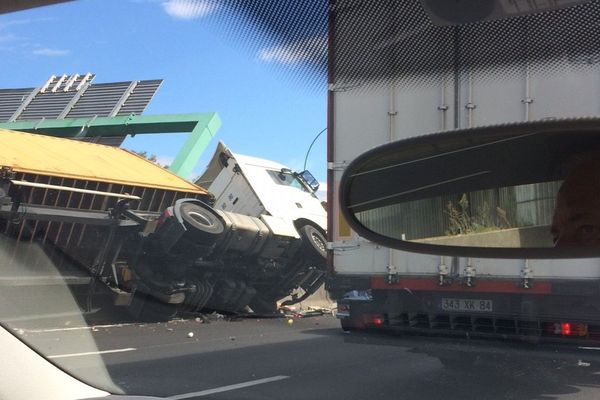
328;0;600;341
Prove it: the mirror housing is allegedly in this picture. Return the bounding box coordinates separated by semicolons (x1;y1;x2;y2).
340;118;600;258
297;170;320;193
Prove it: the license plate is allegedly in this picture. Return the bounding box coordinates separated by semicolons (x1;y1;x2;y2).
441;298;493;313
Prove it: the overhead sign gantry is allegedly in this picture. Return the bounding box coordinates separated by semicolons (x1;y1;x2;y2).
0;112;221;180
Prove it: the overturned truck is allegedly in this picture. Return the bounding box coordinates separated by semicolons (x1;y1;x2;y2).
0;129;327;319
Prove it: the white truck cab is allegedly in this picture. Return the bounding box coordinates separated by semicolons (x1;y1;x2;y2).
197;141;326;232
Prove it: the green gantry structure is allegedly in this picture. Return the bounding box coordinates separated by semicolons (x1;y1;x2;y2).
0;112;222;180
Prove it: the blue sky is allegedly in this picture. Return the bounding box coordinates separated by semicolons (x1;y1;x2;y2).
0;0;327;191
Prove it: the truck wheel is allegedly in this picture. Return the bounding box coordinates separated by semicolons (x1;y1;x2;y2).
298;224;327;264
138;302;177;323
340;318;355;331
249;296;278;314
129;293;178;322
340;317;364;331
180;202;225;243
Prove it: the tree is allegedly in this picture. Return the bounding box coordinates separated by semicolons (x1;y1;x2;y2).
133;150;166;168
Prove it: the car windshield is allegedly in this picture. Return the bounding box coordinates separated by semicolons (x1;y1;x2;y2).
2;1;600;399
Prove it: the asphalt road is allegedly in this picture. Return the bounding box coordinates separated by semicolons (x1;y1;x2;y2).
12;313;600;400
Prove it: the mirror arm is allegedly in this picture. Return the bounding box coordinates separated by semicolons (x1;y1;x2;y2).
386;262;399;285
463;260;476;287
521;260;534;289
438;258;450;286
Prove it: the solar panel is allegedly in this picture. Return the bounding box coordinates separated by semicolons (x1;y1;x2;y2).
18;90;78;120
0;88;32;121
65;81;132;119
117;80;162;116
0;74;163;146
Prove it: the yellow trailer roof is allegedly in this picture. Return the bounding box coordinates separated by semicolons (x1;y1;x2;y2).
0;129;208;194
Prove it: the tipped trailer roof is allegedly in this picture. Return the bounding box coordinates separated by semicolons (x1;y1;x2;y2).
0;128;210;268
0;128;208;195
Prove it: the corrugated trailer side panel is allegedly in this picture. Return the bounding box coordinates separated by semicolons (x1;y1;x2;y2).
330;0;600;281
0;171;209;269
0;129;212;270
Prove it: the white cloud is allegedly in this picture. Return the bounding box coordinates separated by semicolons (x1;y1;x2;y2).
258;36;327;65
156;155;175;167
0;18;56;55
32;48;70;57
316;182;327;201
0;33;18;43
162;0;218;20
285;158;304;173
0;17;54;30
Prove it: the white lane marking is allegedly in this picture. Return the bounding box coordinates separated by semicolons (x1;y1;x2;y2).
4;311;94;323
23;323;138;333
580;347;600;350
169;375;290;399
48;347;136;359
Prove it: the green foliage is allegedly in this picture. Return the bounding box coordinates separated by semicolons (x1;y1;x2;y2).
133;150;167;168
445;194;472;235
445;194;510;236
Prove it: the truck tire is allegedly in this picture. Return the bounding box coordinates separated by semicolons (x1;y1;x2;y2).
297;224;327;265
129;293;178;322
340;316;365;331
249;296;278;314
179;202;225;243
340;318;355;331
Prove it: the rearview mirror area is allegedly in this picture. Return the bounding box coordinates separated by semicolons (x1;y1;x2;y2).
340;118;600;258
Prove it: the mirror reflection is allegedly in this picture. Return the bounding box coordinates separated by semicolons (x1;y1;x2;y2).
355;180;561;248
341;119;600;250
551;158;600;247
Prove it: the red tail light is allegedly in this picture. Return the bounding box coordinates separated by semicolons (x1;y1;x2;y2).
546;322;588;337
371;315;385;326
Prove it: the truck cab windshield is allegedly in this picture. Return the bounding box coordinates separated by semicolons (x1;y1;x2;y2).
268;170;312;193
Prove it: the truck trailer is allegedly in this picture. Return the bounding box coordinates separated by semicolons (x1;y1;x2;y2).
0;128;326;319
327;0;600;342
